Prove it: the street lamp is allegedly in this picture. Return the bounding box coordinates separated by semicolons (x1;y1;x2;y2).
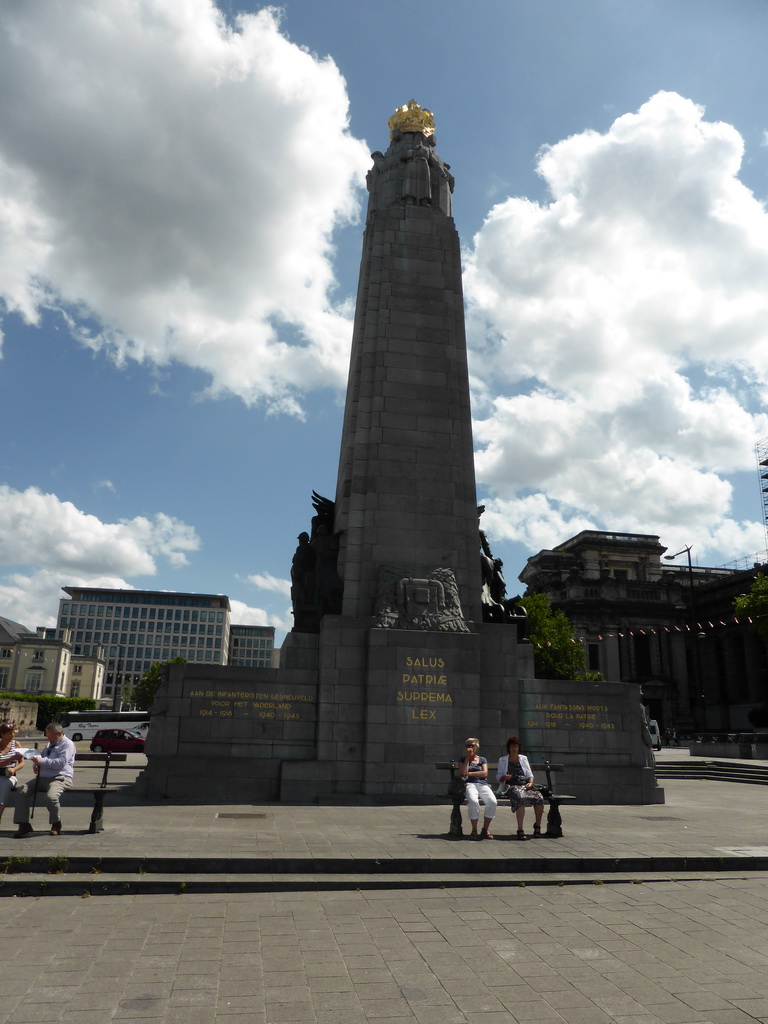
110;644;125;712
664;545;705;727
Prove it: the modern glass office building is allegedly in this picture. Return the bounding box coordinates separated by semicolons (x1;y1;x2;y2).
56;587;232;701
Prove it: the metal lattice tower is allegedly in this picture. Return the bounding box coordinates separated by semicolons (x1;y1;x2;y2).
757;436;768;556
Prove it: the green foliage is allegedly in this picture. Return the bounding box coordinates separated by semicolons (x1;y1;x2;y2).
132;658;186;710
0;692;96;731
519;593;603;681
734;572;768;641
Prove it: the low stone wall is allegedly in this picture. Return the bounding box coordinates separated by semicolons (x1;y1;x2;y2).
519;678;664;805
694;741;768;760
0;698;38;736
139;664;318;801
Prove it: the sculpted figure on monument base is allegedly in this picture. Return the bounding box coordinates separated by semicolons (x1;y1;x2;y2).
374;565;470;632
290;492;344;632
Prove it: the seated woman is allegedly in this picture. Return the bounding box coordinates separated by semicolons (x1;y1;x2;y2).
497;735;545;840
458;736;497;839
0;722;24;824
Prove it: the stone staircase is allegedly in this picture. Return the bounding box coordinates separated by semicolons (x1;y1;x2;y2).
655;759;768;785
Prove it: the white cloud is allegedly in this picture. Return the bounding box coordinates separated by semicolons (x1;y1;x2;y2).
466;91;768;563
0;485;199;576
244;572;291;597
0;0;369;411
0;569;134;631
228;597;291;636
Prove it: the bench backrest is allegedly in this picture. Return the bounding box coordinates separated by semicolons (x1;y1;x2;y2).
75;751;127;788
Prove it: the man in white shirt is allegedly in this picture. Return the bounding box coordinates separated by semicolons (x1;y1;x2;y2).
13;722;76;838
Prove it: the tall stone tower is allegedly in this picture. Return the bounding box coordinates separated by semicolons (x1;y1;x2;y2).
144;102;661;808
333;99;482;627
280;100;532;798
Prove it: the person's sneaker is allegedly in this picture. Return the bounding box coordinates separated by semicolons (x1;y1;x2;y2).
469;831;480;840
13;823;33;839
49;822;62;836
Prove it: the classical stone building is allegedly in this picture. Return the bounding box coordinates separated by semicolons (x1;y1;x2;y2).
0;615;105;702
520;531;768;732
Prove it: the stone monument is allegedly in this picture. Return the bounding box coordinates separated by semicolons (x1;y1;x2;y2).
142;101;663;806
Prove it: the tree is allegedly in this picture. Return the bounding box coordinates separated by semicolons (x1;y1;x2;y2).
131;657;186;711
734;572;768;641
518;593;603;681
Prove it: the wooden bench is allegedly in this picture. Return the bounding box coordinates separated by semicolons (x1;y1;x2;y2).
65;752;130;833
435;760;576;839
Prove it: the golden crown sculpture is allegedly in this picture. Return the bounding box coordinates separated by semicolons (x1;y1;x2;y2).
387;99;435;139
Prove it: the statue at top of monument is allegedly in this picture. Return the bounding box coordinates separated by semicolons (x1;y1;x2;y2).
366;100;454;217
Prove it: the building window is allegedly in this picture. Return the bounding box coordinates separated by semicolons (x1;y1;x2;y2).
72;665;83;675
1;648;13;660
70;681;80;697
25;671;44;693
0;667;8;689
634;634;652;677
32;650;45;661
588;644;600;672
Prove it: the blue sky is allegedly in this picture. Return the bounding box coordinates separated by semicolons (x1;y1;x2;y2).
2;0;768;642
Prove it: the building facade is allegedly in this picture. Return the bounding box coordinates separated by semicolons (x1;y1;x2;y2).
519;531;768;732
0;615;104;702
56;588;233;705
228;625;275;668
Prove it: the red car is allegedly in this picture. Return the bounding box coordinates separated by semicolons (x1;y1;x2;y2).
90;728;146;753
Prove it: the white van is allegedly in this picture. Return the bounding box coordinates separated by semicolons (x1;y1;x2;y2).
648;719;662;751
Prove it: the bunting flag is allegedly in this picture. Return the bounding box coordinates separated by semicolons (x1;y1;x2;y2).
530;612;763;651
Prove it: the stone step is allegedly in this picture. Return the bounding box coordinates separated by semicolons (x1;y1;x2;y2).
4;864;768;897
4;852;768;898
655;760;768;784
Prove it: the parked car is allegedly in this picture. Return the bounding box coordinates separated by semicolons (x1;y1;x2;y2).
90;729;146;753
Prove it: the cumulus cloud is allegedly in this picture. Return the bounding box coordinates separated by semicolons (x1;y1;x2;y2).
229;597;292;635
0;484;200;628
0;485;200;576
245;572;291;596
0;0;369;411
466;91;768;562
0;569;134;631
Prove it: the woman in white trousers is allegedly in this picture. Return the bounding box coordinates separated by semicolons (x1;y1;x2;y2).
459;737;497;839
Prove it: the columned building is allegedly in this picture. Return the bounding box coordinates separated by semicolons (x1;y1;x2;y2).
520;531;767;732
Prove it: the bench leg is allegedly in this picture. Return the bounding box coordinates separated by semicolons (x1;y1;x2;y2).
449;799;464;838
545;799;563;838
88;792;106;834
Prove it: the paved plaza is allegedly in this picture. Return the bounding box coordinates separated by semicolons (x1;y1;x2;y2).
2;753;768;1023
5;873;768;1024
